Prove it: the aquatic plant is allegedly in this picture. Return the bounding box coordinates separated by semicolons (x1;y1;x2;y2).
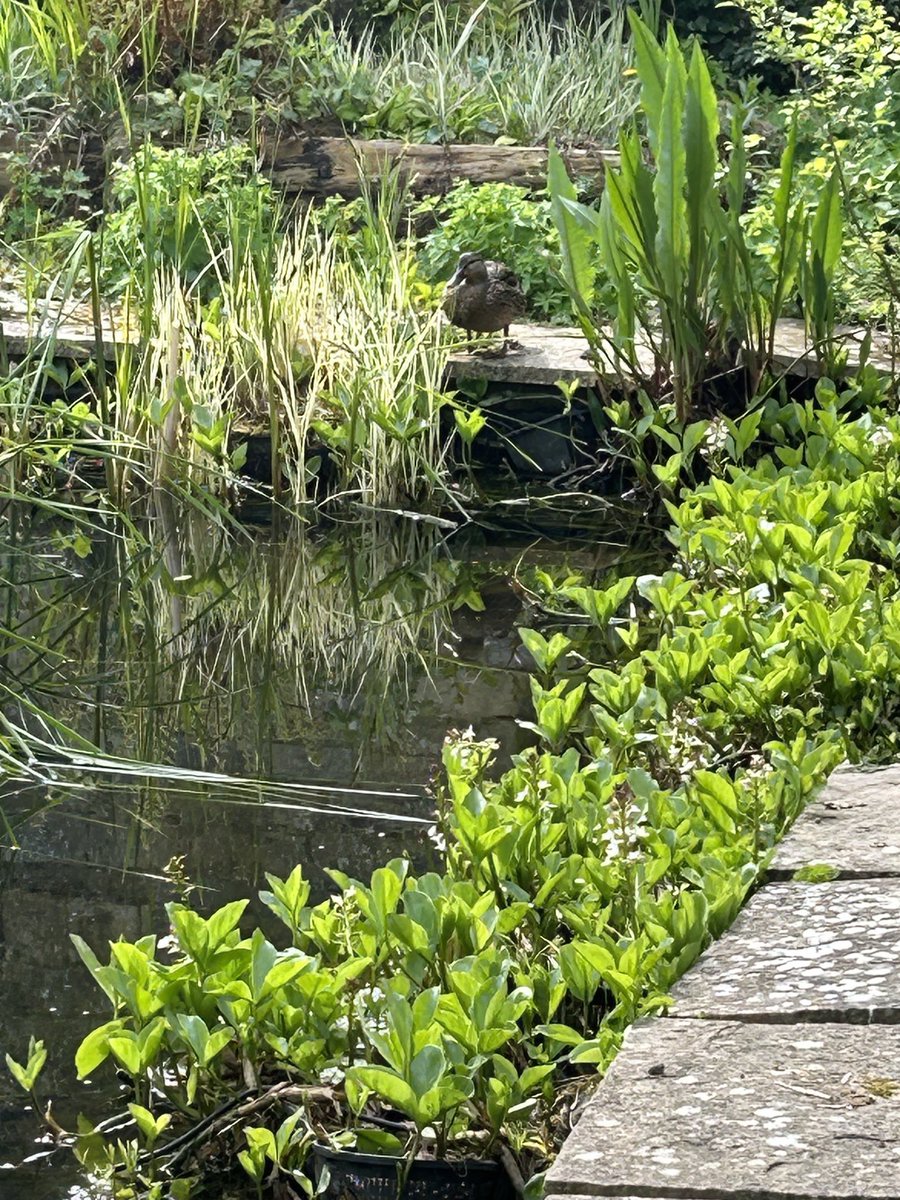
15;373;900;1193
173;2;638;147
0;0;638;146
1;159;455;509
549;13;844;423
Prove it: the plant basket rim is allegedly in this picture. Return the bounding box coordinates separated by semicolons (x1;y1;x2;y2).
311;1140;504;1174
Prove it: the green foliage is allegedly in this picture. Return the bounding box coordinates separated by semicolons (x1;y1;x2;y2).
0;0;637;147
668;0;763;80
416;182;574;323
548;15;845;425
792;863;841;883
737;0;900;322
0;151;91;243
104;143;275;295
5;1036;46;1093
26;375;900;1192
210;6;637;146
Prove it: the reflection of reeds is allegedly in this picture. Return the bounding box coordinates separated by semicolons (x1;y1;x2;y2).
0;508;465;808
136;513;462;770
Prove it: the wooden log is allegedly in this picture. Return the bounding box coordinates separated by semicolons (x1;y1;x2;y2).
0;130;618;199
260;136;619;197
0;130;103;194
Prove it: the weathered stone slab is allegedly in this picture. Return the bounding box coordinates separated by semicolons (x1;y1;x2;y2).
446;323;602;386
446;318;895;386
0;287;132;361
545;1018;900;1197
670;879;900;1023
771;763;900;879
2;279;894;389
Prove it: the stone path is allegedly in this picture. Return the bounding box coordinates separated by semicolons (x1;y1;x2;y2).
769;763;900;880
447;319;896;387
546;765;900;1200
0;286;895;385
0;286;124;360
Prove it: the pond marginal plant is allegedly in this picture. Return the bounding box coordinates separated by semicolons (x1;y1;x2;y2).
11;374;900;1195
549;12;844;426
2;152;456;511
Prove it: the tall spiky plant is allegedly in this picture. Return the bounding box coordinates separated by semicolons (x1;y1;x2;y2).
549;12;844;421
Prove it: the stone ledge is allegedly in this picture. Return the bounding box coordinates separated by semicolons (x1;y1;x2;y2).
669;879;900;1023
446;319;896;387
544;1018;900;1198
770;763;900;880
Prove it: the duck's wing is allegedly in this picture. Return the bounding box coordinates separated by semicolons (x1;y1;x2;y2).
485;260;524;289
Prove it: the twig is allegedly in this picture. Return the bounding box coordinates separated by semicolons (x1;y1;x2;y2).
498;1144;526;1198
139;1088;255;1164
157;1083;333;1174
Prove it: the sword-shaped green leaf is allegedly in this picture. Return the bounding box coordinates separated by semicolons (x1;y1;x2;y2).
653;31;687;306
548;141;597;306
684;39;719;299
627;9;667;154
810;164;843;280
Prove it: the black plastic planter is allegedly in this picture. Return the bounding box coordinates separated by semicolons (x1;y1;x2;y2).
310;1142;516;1200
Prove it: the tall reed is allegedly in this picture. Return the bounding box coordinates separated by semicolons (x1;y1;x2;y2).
214;2;639;146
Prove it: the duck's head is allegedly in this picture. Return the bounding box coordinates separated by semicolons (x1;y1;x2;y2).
448;252;488;288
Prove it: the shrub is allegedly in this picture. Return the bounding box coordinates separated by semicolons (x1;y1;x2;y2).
736;0;900;322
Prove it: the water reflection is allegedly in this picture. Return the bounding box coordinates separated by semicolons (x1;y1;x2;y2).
0;503;642;1196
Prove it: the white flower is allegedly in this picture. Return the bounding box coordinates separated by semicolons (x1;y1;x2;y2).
703;419;728;454
747;583;771;603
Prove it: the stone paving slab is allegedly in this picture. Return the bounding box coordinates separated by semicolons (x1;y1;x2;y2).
669;880;900;1023
771;764;900;880
0;286;130;361
446;318;895;387
545;1018;900;1197
2;283;892;386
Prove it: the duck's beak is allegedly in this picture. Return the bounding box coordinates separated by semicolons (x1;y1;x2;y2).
447;266;465;288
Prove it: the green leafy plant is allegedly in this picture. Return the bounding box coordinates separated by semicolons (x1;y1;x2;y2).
792;863;841;883
736;0;900;324
16;374;900;1195
103;143;275;295
549;13;844;429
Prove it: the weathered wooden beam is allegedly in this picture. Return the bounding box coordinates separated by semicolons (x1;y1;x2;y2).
0;130;103;194
260;136;619;197
0;130;617;199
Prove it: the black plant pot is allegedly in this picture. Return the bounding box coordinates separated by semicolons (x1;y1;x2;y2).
310;1142;516;1200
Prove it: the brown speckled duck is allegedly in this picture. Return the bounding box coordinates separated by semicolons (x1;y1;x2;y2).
443;252;527;350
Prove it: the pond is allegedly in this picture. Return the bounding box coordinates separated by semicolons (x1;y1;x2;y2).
0;500;652;1197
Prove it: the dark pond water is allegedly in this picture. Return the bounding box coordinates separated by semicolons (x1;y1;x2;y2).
0;501;649;1197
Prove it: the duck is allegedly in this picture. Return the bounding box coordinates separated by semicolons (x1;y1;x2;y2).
443;252;527;351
